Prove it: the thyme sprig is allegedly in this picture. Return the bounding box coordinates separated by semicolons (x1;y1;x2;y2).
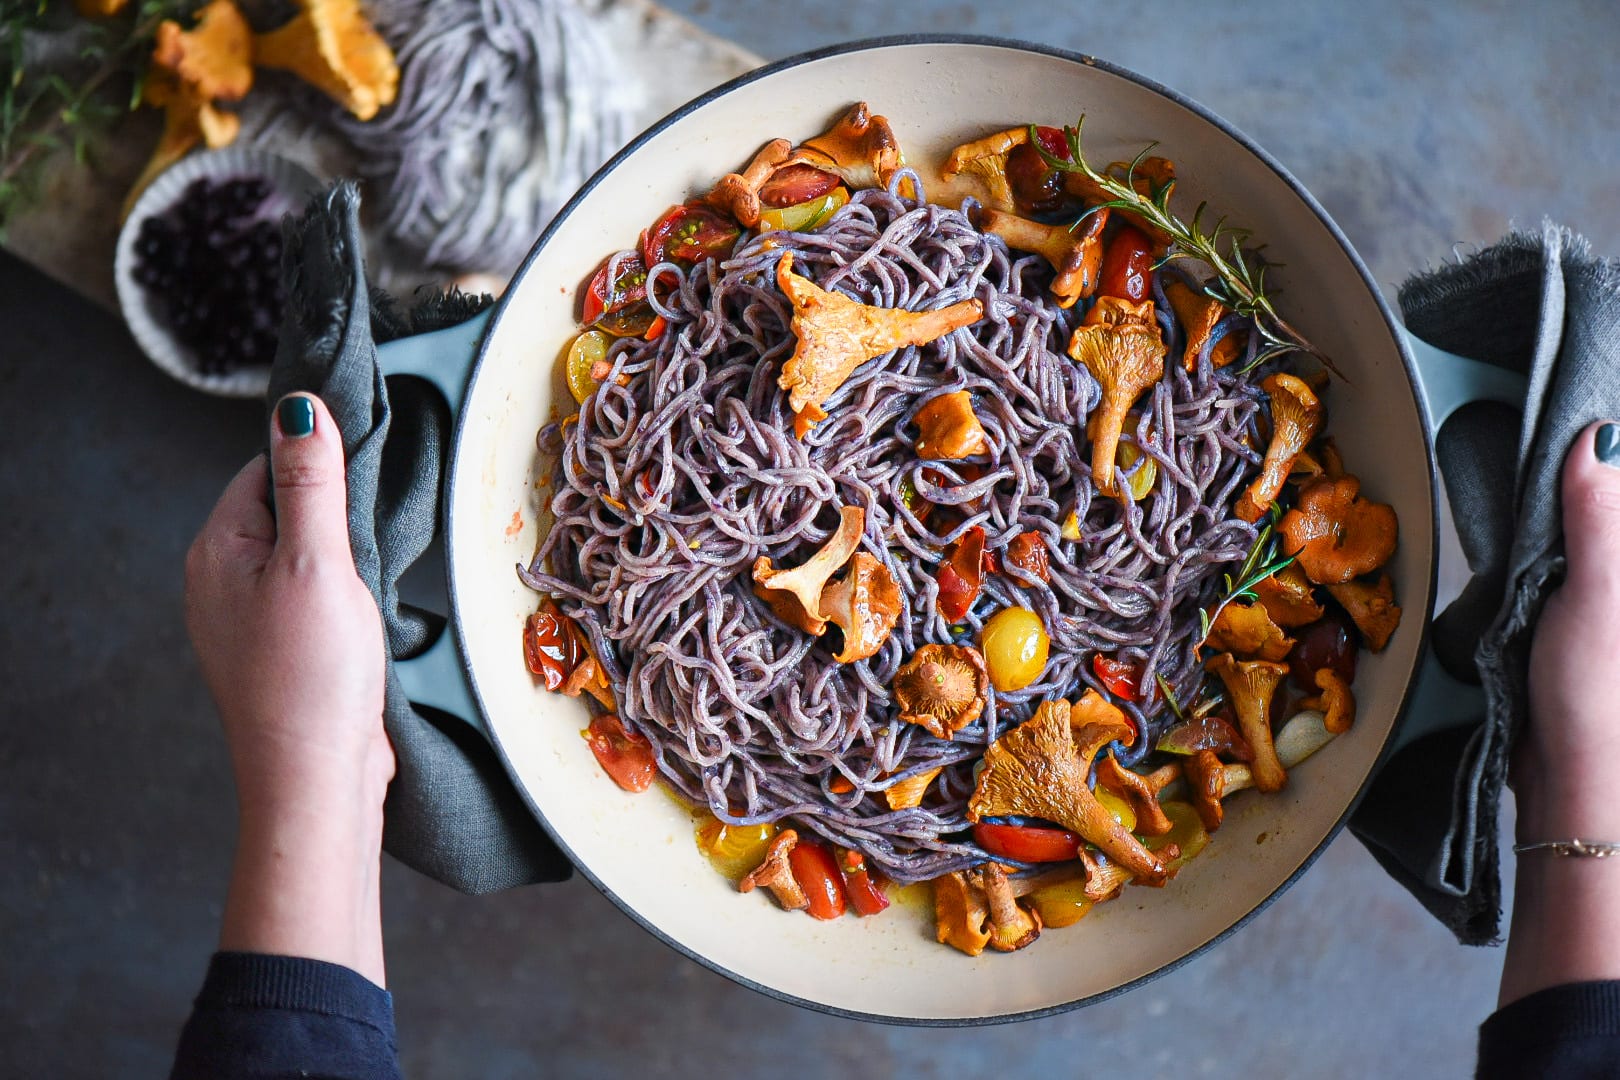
1196;505;1295;645
1029;118;1336;376
0;1;189;234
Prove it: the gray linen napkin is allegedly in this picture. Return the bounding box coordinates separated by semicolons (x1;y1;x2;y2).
268;183;570;893
1349;222;1620;945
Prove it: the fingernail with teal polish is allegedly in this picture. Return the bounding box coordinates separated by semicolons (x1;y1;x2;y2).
1598;423;1620;468
278;395;315;438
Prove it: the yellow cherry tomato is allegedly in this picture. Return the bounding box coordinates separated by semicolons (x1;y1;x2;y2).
1093;787;1137;833
757;186;850;233
564;329;611;405
1028;877;1094;928
694;817;777;881
1116;439;1158;501
1146;799;1210;875
980;606;1050;691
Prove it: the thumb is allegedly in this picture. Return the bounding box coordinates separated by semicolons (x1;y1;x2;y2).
1560;420;1620;593
269;393;352;562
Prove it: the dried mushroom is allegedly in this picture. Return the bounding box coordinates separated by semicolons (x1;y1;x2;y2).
738;829;807;911
1326;572;1402;651
940;127;1029;212
254;0;399;122
751;505;865;635
975;863;1042;952
818;552;902;663
893;644;989;740
1204;653;1289;794
913;390;990;460
980;207;1109;307
1251;562;1325;628
124;0;253;216
1304;667;1356;734
1068;316;1167;498
1164;279;1243;371
776;252;984;437
707;138;798;228
1237;374;1323;522
969;695;1174;884
798;103;905;191
885;766;943;811
933;870;992;956
1095;755;1177;837
1279;476;1398;584
1207;601;1296;663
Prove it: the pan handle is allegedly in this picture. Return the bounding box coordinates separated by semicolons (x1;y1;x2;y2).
376;310;492;737
1388;328;1526;754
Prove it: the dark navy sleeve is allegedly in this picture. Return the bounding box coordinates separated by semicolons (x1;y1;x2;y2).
170;952;402;1080
1478;981;1620;1078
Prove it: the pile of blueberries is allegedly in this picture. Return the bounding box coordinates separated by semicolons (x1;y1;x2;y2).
132;177;285;375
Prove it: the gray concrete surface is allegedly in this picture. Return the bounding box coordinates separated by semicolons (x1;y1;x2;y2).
3;1;1617;1076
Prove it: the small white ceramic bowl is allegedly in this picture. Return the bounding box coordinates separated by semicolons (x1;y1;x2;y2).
115;147;322;398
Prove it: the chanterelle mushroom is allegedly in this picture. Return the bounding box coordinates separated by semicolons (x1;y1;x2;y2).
124;0;253;216
752;505;865;634
707;138;798;228
738;829;807;911
254;0;399;121
913;390;990;460
934;870;992;956
1068;313;1167;498
798;103;905;191
975;863;1042;952
1251;561;1325;628
818;552;902;663
885;765;943;811
980;207;1109;307
969;695;1173;883
1205;653;1289;794
776;252;984;437
893;644;989;740
1207;601;1296;663
1304;667;1356;734
1164;279;1244;371
1184;749;1252;832
1237;374;1324;522
1278;475;1399;584
1326;572;1402;651
940;127;1029;212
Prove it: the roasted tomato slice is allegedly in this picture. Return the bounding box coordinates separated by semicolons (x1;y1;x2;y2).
583;714;656;793
759;164;840;209
1097;224;1155;304
1288;607;1359;691
936;525;988;623
973;821;1082;863
644;203;741;266
788;840;847;920
839;849;891;916
1003;531;1051;582
524;601;583;691
1091;654;1142;700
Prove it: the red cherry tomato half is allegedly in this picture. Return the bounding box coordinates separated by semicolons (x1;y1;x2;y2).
758;164;840;209
643;203;742;267
973;822;1083;863
1288;608;1359;692
936;525;988;623
1091;654;1142;700
788;840;847;920
1097;224;1155;304
524;601;583;692
1033;125;1070;160
581;252;649;327
839;849;891;916
1004;531;1051;583
582;714;656;793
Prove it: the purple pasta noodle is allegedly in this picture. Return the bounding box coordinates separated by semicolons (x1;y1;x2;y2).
520;177;1266;883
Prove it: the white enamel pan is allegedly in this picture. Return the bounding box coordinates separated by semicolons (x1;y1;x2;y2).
374;37;1523;1024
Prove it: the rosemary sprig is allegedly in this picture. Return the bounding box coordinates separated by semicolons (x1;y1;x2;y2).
1155;673;1186;724
1195;505;1295;645
1029;118;1336;376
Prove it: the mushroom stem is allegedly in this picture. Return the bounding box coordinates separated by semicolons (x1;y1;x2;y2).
981;208;1108;307
1205;653;1289;794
